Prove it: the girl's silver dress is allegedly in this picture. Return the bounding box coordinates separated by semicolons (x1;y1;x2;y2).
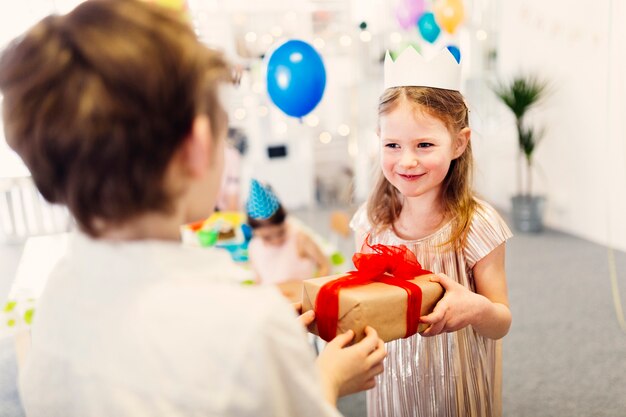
350;199;512;417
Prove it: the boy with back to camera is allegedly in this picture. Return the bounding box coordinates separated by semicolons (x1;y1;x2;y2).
0;1;386;415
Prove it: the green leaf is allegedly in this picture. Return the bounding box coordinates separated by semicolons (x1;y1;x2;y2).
493;75;547;120
518;125;545;163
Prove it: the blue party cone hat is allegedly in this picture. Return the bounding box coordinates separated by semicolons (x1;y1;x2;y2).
247;179;280;220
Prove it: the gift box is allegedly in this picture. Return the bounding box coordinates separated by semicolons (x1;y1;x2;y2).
276;280;304;304
301;243;444;343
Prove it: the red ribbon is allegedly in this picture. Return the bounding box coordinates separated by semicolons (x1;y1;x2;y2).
314;242;432;342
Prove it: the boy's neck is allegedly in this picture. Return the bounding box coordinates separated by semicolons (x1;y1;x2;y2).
97;210;185;242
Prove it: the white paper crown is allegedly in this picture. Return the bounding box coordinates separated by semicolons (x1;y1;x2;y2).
384;47;461;91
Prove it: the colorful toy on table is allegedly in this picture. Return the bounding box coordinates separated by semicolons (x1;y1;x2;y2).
181;211;250;263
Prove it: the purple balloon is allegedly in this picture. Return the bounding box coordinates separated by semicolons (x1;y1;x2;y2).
404;0;425;15
395;0;425;30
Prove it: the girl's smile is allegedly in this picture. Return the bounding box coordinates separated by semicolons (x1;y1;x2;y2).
397;172;426;181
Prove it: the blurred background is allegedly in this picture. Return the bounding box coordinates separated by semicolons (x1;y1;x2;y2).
0;1;625;416
1;0;625;251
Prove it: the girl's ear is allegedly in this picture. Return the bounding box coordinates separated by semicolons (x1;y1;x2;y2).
453;127;471;159
180;115;212;178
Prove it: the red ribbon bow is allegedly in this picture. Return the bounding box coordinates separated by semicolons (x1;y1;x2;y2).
314;242;432;342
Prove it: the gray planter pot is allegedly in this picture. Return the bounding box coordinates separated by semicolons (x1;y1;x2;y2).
511;195;546;233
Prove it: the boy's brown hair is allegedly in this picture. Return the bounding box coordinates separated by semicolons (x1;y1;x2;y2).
0;0;232;236
368;86;476;248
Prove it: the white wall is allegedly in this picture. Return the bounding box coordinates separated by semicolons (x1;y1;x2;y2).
475;0;626;252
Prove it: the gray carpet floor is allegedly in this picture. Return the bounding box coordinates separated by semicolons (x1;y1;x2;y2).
1;207;625;417
499;227;626;417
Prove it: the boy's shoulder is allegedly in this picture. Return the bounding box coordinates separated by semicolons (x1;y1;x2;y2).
31;238;313;412
140;276;295;332
57;233;297;333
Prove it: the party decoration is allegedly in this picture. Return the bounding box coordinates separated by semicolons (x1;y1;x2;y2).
266;40;326;118
446;45;461;63
395;0;425;30
389;41;421;61
417;12;441;44
433;0;465;34
246;179;280;220
384;46;461;91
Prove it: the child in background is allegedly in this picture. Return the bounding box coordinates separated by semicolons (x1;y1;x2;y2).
0;1;386;415
247;179;330;284
215;127;248;212
215;140;242;212
351;47;513;417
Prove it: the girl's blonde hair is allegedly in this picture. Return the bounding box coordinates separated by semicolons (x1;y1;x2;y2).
367;86;476;248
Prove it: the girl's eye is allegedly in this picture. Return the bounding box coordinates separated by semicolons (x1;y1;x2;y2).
384;143;400;149
417;142;433;148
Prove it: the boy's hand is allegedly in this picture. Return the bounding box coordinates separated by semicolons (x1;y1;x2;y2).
292;302;316;327
317;326;386;403
419;273;488;337
298;310;315;327
292;302;303;315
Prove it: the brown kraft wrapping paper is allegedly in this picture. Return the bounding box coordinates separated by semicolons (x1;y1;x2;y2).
301;273;444;343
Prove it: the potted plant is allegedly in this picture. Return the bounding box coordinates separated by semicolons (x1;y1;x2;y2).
493;75;548;232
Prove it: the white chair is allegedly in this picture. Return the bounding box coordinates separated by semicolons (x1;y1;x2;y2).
0;176;71;244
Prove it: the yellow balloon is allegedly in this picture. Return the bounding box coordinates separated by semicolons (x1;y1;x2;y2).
433;0;465;34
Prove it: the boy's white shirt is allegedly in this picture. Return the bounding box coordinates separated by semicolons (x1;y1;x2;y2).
20;232;341;417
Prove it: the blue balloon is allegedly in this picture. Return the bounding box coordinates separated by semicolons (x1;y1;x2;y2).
417;12;441;44
446;45;461;63
266;40;326;118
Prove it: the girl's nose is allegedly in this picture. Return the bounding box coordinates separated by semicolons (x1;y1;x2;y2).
399;150;419;169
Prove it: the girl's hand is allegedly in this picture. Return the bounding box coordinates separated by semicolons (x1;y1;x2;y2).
419;273;490;337
317;326;387;403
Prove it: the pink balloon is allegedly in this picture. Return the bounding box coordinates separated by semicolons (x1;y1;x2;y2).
395;0;425;30
404;0;425;15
